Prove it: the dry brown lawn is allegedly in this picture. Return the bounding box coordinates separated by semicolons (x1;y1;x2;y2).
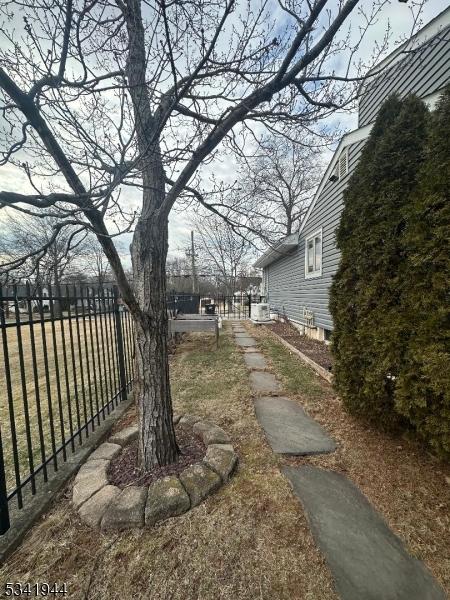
250;322;450;595
3;323;446;598
0;313;133;491
0;327;337;599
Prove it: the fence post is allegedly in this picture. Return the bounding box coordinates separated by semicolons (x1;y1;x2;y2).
113;287;128;403
248;294;252;319
0;428;10;534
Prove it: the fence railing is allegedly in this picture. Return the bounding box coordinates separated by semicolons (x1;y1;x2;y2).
199;293;258;319
0;284;134;535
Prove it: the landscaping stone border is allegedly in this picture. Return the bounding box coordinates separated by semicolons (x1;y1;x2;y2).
266;327;333;383
72;416;238;530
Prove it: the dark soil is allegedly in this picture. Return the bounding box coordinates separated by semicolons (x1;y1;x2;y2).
266;320;333;371
108;425;206;488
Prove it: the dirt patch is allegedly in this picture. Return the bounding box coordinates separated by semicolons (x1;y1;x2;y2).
266;320;333;371
108;425;205;488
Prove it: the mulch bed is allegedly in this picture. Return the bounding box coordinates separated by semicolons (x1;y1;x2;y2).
108;425;206;488
266;320;333;371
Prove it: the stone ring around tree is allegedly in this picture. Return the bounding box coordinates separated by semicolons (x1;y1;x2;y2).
72;415;238;530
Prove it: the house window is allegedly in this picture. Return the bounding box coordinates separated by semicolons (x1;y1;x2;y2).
305;229;322;278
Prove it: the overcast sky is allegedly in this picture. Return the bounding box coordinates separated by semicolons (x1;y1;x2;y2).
0;0;446;268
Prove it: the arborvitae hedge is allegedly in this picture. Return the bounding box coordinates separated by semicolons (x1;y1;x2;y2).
330;91;450;456
330;96;408;426
394;88;450;457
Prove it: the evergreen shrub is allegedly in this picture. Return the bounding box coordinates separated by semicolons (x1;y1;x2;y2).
330;90;450;457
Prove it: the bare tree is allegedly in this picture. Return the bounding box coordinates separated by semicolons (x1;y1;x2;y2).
194;212;253;296
166;255;193;294
167;253;220;295
0;0;424;469
81;236;114;287
0;212;88;287
238;134;324;240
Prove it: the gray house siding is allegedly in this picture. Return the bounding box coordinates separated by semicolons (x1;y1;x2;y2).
261;12;450;337
266;139;365;331
359;26;450;127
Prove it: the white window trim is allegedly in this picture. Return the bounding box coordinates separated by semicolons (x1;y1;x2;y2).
304;228;323;279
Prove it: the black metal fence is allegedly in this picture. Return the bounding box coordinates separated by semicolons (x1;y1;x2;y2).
167;293;200;315
0;284;134;535
199;293;258;319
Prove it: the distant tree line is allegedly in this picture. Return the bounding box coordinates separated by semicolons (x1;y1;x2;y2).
0;213;121;288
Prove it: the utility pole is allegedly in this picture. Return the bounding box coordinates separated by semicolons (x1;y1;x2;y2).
190;230;198;294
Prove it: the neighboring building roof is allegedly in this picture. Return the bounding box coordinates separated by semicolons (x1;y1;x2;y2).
299;123;373;235
254;83;446;271
253;124;373;270
254;232;299;269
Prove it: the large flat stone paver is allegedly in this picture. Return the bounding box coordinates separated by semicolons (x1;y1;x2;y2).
283;466;446;600
235;337;257;347
254;397;335;455
249;371;281;394
243;353;267;370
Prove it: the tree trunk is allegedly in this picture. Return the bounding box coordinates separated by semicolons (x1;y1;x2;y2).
124;0;179;470
131;210;179;470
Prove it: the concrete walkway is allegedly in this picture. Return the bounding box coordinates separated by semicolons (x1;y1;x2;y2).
231;322;445;600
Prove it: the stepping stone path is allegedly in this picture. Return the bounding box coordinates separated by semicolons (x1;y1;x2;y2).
235;336;257;347
243;352;267;370
283;466;446;600
249;371;281;394
230;322;445;600
254;397;336;455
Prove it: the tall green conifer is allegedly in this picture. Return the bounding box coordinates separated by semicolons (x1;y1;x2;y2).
395;88;450;457
330;95;429;427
